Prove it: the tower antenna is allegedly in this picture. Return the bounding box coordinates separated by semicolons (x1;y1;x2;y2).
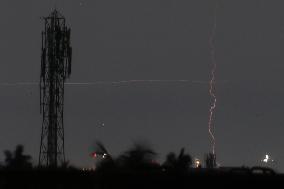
39;10;72;167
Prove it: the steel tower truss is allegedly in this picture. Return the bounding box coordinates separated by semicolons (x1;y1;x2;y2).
39;10;72;167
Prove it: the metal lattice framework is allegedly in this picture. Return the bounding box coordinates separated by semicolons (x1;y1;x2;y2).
39;10;72;167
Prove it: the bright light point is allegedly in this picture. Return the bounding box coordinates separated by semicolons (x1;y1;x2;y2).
262;154;269;163
98;122;105;127
92;152;97;158
262;154;274;164
194;158;201;168
102;153;107;159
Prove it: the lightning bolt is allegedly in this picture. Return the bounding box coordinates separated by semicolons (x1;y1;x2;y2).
208;1;219;155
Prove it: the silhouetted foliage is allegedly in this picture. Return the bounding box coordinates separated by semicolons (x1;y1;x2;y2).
93;142;116;172
163;148;192;171
205;153;216;168
116;143;158;170
0;143;281;189
58;160;78;170
95;141;110;156
4;145;32;170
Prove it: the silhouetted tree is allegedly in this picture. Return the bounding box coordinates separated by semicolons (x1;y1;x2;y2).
58;160;78;170
4;145;32;170
117;143;158;170
93;141;116;172
163;148;192;171
205;153;216;168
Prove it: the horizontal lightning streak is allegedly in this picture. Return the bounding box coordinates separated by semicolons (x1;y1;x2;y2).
0;80;228;87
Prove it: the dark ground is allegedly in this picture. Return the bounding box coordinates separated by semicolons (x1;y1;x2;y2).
0;167;282;189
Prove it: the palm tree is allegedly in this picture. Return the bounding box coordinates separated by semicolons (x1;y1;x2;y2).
92;141;116;172
117;143;158;170
163;148;192;171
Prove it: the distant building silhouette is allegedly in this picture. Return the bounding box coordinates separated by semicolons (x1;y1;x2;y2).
205;153;216;168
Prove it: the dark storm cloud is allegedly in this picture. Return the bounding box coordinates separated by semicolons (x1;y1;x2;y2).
0;0;284;171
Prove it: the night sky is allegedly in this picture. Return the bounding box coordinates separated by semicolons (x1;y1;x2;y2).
0;0;284;171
